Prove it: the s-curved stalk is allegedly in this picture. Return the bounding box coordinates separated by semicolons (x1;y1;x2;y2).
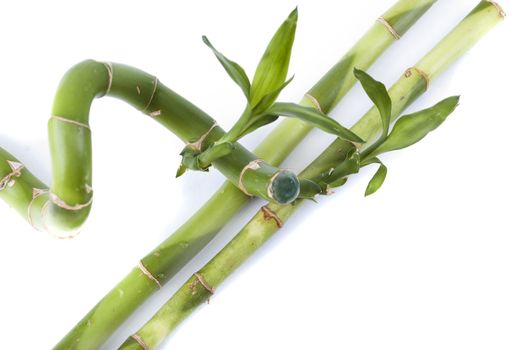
0;61;299;237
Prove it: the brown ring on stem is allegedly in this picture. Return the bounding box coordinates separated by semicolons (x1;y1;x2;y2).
261;205;283;228
238;159;264;196
49;192;93;211
487;1;506;18
130;334;150;350
27;188;49;231
193;273;215;295
102;62;113;96
377;16;401;40
141;77;159;112
50;115;90;130
304;93;323;113
138;260;162;289
0;161;24;191
404;67;430;91
186;122;218;152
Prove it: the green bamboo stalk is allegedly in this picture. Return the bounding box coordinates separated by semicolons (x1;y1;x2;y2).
119;2;504;348
52;1;435;348
0;61;303;238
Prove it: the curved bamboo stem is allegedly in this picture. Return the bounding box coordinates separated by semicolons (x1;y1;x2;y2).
119;2;504;348
52;1;436;348
0;61;299;236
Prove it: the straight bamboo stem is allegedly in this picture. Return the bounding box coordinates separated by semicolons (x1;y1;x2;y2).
52;1;436;348
119;2;504;348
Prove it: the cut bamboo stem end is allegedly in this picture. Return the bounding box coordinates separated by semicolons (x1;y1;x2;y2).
377;16;401;40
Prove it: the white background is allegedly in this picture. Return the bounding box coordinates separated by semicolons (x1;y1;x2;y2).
0;1;524;349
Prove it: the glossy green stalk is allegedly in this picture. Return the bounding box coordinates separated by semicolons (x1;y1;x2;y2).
54;1;435;349
120;2;503;348
0;62;299;238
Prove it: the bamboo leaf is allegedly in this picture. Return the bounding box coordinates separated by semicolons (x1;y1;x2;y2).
176;164;187;178
202;36;251;99
329;177;348;189
373;96;460;156
252;76;294;115
324;151;360;183
238;114;279;139
354;68;391;139
250;8;298;107
365;159;387;197
298;178;324;200
267;102;364;143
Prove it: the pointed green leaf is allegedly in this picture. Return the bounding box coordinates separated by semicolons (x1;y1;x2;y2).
252;76;294;115
267;102;364;143
176;163;187;178
354;68;391;139
298;178;324;200
238;114;279;139
324;151;361;183
373;96;460;157
202;36;251;99
329;177;348;189
250;8;298;107
365;159;387;197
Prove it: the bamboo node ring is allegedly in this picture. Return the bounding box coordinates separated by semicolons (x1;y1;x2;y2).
138;260;162;289
193;272;215;295
304;93;323;113
187;122;218;152
238;159;264;196
49;192;93;211
131;334;150;350
404;67;430;91
377;16;401;40
50;115;90;130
